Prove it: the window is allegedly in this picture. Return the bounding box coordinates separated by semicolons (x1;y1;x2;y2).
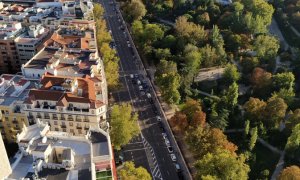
69;122;73;126
55;128;59;131
54;121;58;125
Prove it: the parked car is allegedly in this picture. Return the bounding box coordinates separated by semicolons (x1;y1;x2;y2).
134;74;139;78
174;163;181;172
170;154;177;161
139;86;143;91
156;116;161;121
168;146;173;153
165;139;171;146
149;98;154;104
130;74;134;78
137;80;141;85
146;93;151;98
162;132;167;139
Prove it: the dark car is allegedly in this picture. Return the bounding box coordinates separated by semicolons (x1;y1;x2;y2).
149;98;154;104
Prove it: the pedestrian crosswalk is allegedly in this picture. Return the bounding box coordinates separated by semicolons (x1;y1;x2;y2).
142;135;163;180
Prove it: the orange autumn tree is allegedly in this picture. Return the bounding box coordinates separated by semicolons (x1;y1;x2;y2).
185;126;237;158
170;98;206;133
169;112;188;133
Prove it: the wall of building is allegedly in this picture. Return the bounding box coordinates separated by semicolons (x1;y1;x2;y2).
0;105;28;142
0;39;20;73
0;134;12;179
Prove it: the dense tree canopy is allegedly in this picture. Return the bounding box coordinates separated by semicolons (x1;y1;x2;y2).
119;161;151;180
286;109;300;131
175;16;207;45
242;0;274;26
278;165;300;180
185;126;237;158
123;0;146;22
155;60;181;104
93;4;104;18
254;35;279;60
272;72;295;91
223;64;240;84
194;149;250;180
110;103;139;150
286;124;300;159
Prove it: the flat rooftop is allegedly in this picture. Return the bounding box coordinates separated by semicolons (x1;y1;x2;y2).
0;74;39;106
24;47;57;69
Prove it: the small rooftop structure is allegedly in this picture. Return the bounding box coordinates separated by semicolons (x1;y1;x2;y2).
8;121;115;180
0;74;38;107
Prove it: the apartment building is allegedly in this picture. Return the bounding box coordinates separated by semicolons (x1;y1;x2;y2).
6;121;116;179
0;21;24;73
23;73;107;136
0;74;38;142
0;134;12;180
15;24;50;64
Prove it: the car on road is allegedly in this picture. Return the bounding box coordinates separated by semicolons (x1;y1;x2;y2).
134;74;139;78
130;74;134;78
139;86;143;91
153;108;159;115
170;154;177;162
156;116;161;121
165;138;171;146
174;163;181;172
137;80;141;85
146;93;151;98
149;98;154;104
168;146;173;153
162;132;167;139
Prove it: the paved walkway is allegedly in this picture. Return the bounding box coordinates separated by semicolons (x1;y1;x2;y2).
269;18;289;50
271;150;286;180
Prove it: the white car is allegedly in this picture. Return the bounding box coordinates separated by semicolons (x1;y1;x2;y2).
146;93;151;98
156;116;161;121
170;154;177;161
162;133;167;140
130;74;134;78
165;139;170;146
139;86;143;91
137;80;141;85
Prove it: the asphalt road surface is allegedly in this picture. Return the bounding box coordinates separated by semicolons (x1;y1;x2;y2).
95;0;183;179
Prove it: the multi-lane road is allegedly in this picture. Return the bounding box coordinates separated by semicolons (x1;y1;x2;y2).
96;0;190;179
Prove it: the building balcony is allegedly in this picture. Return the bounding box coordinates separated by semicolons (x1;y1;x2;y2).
76;118;82;122
61;125;67;128
76;126;82;129
83;119;89;122
44;116;50;119
36;115;42;119
53;116;58;120
67;117;74;121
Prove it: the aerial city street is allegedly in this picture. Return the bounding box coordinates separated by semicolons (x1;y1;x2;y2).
0;0;300;179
